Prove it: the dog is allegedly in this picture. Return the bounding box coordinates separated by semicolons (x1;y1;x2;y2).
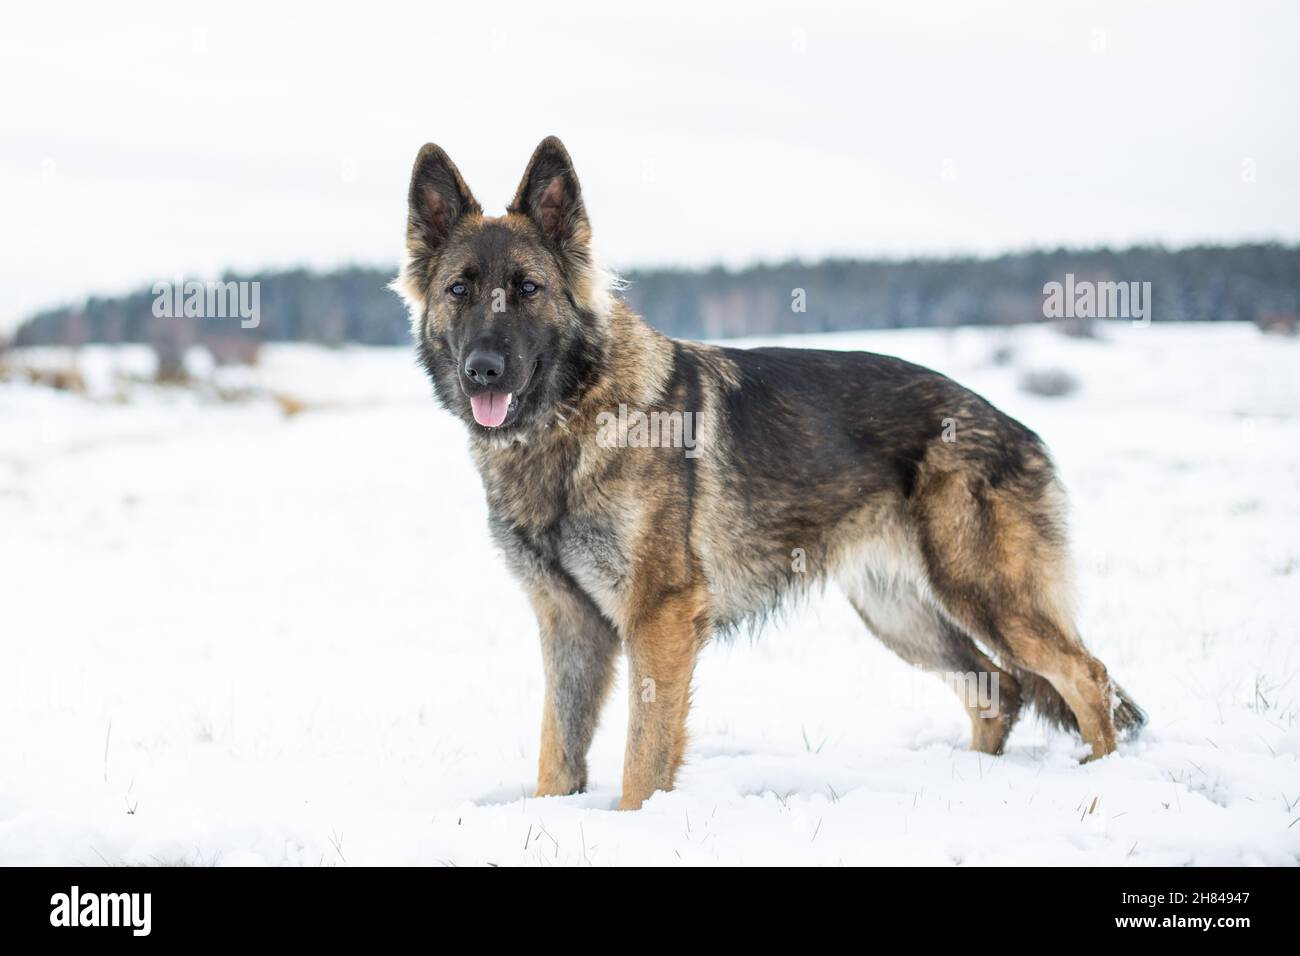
394;136;1145;810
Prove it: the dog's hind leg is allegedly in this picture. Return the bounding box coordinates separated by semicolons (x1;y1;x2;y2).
841;572;1023;754
914;469;1137;760
529;583;621;797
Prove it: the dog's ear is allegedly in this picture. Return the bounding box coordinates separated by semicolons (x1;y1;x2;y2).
406;143;480;258
509;136;592;257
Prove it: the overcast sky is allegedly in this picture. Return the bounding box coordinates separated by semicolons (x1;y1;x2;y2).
2;0;1297;332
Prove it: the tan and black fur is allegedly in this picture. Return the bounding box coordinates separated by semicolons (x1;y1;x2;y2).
395;137;1145;810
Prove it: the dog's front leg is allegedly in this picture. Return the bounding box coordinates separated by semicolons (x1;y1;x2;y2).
530;585;619;797
619;585;708;810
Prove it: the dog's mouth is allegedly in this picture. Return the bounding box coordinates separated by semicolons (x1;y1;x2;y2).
468;391;512;427
465;361;540;429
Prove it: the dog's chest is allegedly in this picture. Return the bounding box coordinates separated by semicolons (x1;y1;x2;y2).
490;509;632;622
553;514;632;618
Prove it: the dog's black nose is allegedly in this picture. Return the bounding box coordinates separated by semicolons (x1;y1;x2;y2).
464;349;505;384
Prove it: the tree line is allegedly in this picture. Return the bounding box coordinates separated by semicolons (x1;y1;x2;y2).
11;243;1298;350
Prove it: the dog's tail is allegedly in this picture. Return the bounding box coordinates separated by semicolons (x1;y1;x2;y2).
1014;668;1147;739
1111;681;1148;738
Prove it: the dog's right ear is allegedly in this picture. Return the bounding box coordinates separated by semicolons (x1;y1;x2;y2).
394;145;480;329
405;143;480;258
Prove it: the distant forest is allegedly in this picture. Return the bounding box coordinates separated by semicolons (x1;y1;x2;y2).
10;243;1299;351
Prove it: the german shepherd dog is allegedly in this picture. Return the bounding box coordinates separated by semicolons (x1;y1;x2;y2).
395;137;1145;810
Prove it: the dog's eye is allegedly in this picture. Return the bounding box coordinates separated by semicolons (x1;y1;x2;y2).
448;282;468;298
519;280;540;297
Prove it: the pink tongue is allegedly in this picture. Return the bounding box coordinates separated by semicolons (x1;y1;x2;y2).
470;392;510;427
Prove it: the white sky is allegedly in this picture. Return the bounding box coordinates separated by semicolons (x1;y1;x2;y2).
2;0;1297;332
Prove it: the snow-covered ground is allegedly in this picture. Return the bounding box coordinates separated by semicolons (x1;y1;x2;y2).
1;322;1297;866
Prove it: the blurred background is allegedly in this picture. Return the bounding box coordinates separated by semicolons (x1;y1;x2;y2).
1;0;1297;369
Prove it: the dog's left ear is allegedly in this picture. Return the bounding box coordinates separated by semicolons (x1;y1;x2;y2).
509;136;592;258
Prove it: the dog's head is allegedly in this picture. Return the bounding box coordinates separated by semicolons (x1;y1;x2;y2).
394;137;617;436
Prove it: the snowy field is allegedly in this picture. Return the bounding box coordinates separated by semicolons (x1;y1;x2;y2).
1;322;1297;866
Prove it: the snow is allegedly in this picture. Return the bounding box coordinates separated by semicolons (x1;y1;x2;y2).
1;322;1297;866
